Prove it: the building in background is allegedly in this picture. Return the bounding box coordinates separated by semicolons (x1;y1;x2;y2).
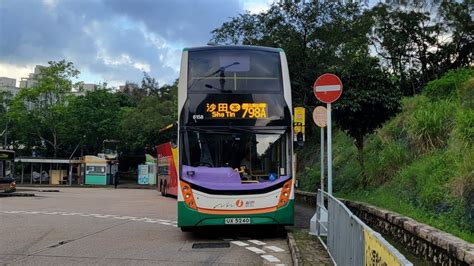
0;77;16;87
82;83;97;92
0;77;20;98
19;65;46;89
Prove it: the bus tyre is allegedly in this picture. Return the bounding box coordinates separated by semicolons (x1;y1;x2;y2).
180;226;194;232
161;181;167;196
274;225;286;237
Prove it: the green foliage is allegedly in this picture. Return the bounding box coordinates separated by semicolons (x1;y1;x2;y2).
119;82;177;153
454;108;474;144
458;77;474;109
394;152;455;210
340;188;474;243
64;89;126;156
332;130;362;191
298;69;474;240
334;56;401;157
406;99;456;151
8;60;80;156
423;68;474;100
364;136;411;186
212;1;371;105
369;1;473;95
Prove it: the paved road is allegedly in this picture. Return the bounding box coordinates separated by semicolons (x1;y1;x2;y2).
0;188;291;265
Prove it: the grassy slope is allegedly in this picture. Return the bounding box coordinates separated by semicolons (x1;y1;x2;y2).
296;68;474;242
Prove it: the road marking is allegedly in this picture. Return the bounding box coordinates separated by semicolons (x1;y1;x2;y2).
264;246;285;252
246;247;266;254
248;240;266;246
2;210;287;265
230;241;249;247
261;255;281;263
0;210;177;228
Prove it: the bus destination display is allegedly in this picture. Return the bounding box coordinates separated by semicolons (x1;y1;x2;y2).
205;103;268;119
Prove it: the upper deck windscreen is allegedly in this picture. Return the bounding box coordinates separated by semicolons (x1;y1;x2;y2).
188;49;282;93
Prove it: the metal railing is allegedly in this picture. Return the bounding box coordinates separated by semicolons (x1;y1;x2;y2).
312;190;412;266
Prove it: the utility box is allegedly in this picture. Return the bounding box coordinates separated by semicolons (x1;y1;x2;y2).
84;156;108;185
138;164;156;185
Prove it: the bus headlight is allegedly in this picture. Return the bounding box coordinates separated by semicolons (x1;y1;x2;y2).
277;180;292;208
180;181;197;210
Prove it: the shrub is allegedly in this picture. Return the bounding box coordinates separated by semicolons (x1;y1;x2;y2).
454;109;474;145
406;99;456;152
394;152;459;213
365;137;411;185
423;68;474;100
458;77;474;109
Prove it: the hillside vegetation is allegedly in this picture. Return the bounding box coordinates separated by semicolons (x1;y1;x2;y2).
297;68;474;242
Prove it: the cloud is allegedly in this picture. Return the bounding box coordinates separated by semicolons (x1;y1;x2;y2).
0;0;250;87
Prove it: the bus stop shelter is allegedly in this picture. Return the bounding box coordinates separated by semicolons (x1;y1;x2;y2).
14;157;84;186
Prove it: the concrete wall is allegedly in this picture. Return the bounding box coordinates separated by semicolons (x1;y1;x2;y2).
295;191;474;265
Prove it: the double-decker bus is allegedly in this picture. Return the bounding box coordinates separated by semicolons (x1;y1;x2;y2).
177;45;294;230
0;150;16;192
157;123;178;197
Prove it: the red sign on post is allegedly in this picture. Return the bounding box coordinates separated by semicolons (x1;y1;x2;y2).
313;73;343;104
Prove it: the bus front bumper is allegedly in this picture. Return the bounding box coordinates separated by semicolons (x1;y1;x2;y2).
177;200;294;227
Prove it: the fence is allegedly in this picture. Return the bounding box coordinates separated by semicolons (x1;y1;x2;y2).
313;190;412;266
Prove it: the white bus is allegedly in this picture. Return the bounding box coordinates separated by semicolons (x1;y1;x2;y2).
176;46;294;230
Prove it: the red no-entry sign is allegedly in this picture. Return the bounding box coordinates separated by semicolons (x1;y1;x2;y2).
313;73;343;104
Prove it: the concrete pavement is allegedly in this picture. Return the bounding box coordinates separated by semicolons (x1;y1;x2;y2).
0;188;292;265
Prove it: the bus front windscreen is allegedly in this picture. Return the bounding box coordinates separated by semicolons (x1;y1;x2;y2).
188;49;283;93
182;131;287;179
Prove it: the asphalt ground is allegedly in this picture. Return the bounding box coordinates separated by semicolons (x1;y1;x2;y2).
0;188;292;265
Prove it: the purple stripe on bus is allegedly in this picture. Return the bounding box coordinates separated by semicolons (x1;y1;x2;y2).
181;165;290;190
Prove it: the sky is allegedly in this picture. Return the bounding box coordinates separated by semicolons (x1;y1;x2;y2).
0;0;273;88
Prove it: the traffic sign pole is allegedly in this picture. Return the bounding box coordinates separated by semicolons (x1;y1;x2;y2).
327;103;332;196
320;127;324;202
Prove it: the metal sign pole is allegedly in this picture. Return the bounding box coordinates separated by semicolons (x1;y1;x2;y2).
320;127;324;201
327;103;332;196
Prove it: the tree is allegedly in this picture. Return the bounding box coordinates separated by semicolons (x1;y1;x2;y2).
64;89;125;157
120;82;177;153
141;72;160;96
8;60;79;157
211;1;370;108
368;1;473;95
0;91;13;147
333;56;400;181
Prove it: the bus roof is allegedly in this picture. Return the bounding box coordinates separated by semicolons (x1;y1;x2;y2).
0;150;14;154
184;45;283;53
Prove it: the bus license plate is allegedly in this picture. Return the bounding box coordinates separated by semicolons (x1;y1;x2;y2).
225;218;251;224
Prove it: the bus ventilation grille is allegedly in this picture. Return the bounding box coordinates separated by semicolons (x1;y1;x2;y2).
192;242;230;249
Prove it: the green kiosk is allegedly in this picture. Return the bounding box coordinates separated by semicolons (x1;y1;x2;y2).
84;155;117;185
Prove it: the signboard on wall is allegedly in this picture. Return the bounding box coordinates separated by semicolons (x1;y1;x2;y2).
293;107;305;143
138;165;149;185
364;229;407;266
